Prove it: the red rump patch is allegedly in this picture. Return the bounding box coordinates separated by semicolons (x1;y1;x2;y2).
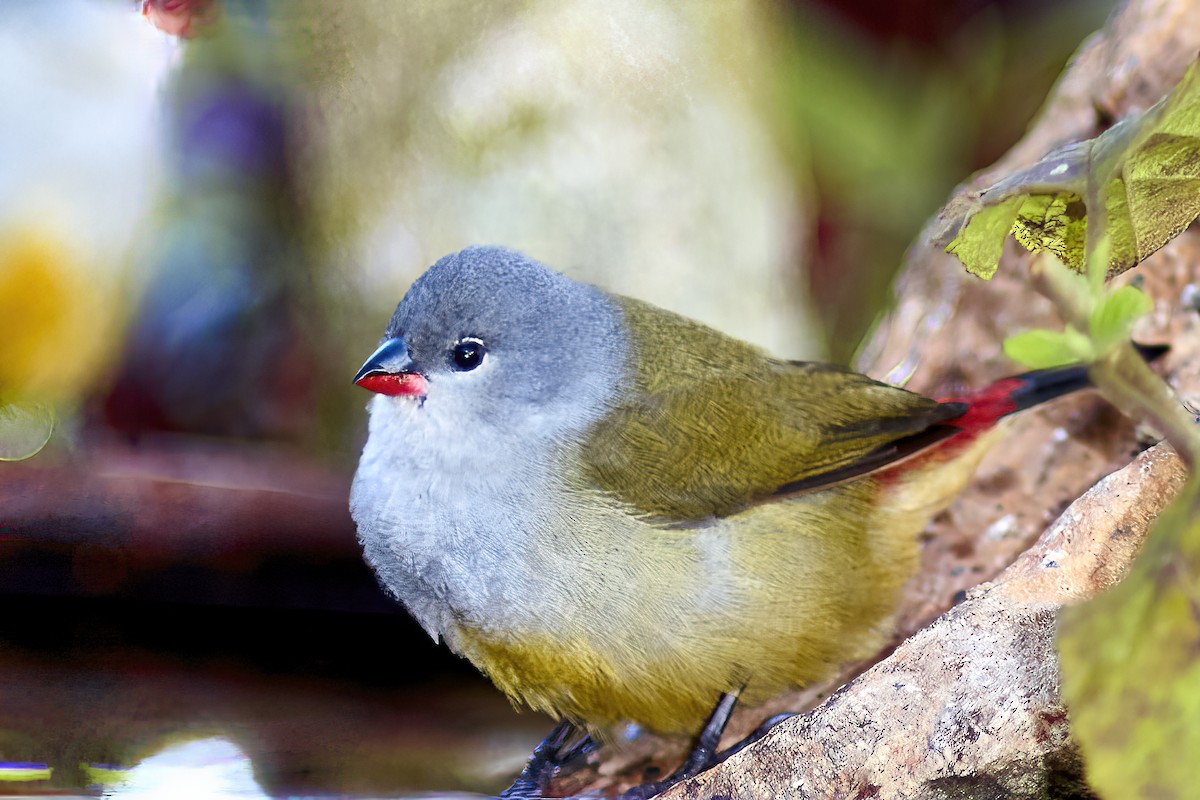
876;376;1028;487
355;372;428;397
940;377;1024;441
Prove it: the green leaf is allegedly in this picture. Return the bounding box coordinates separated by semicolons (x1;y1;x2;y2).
944;197;1022;280
1003;326;1092;369
1010;190;1089;269
1060;484;1200;800
0;399;54;461
1090;285;1154;353
937;57;1200;280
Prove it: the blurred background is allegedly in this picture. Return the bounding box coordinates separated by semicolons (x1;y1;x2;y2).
0;0;1115;796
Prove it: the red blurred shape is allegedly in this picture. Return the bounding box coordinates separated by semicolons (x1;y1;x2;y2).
141;0;219;38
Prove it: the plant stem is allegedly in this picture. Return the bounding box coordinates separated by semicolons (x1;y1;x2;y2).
1030;255;1200;471
1091;343;1200;471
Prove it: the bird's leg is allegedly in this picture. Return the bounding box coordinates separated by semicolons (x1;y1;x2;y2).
499;700;789;799
498;719;597;799
717;711;795;760
618;691;740;800
617;695;797;799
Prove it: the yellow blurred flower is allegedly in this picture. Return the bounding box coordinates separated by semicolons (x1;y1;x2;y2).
0;226;120;402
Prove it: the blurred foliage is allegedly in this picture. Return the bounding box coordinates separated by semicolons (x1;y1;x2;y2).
99;4;320;443
940;57;1200;281
1059;483;1200;800
768;0;1115;358
285;0;1119;378
291;0;822;380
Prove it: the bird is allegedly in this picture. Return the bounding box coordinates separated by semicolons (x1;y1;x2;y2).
349;245;1145;793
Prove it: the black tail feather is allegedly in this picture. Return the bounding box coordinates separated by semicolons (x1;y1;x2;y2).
1008;341;1169;414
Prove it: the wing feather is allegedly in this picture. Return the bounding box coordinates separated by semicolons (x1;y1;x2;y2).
580;298;966;520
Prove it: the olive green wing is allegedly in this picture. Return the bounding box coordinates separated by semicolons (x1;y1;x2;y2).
579;298;966;520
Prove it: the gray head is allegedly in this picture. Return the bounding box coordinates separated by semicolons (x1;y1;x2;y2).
354;246;628;434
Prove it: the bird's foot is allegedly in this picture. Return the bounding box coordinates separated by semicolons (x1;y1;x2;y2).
618;696;793;800
499;719;597;800
500;701;793;799
720;711;795;760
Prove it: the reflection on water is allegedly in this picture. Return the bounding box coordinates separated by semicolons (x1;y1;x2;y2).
0;592;545;797
102;738;261;799
0;439;546;797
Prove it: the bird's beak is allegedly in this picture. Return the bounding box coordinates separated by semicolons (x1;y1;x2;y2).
353;337;428;397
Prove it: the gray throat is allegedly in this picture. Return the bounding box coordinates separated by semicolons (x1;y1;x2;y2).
350;394;591;641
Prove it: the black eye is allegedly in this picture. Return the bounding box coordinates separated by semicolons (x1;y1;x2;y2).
451;338;486;371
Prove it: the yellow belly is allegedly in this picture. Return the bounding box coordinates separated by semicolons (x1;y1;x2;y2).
447;429;1000;734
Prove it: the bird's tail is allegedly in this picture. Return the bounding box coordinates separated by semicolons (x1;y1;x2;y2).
941;342;1170;438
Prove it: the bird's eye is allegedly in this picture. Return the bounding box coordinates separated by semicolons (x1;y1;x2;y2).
451;338;486;371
